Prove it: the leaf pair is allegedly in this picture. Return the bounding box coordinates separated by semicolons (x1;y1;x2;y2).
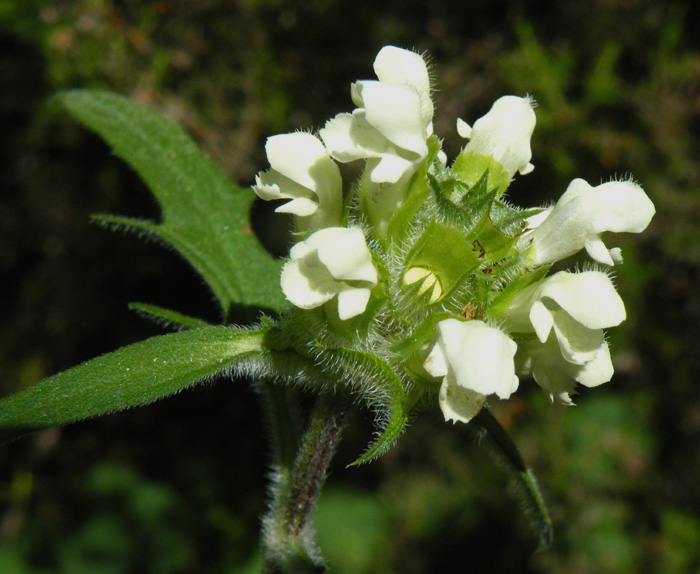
0;90;286;442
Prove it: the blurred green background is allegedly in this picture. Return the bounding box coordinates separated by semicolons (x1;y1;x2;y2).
1;1;699;572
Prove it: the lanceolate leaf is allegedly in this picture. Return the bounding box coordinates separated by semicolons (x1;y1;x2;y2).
56;90;285;319
0;326;270;444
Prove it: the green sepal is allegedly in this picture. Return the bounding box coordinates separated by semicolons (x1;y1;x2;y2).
472;222;517;266
0;325;271;444
56;90;286;320
469;408;553;549
490;203;546;237
490;264;551;319
389;311;452;359
128;302;212;330
451;150;511;199
385;135;442;242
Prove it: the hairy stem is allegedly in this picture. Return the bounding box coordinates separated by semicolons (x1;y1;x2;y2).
261;392;347;574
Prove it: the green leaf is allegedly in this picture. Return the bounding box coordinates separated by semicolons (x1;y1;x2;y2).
470;408;553;549
0;326;269;444
55;90;286;319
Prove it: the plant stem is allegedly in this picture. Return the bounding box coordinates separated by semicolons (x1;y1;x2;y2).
260;391;346;573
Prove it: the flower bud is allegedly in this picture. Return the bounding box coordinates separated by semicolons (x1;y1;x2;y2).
457;95;536;178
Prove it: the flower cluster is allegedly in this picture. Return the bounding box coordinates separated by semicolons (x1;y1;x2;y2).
253;46;655;425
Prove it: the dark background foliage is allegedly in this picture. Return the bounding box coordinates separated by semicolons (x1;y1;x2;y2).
1;1;699;572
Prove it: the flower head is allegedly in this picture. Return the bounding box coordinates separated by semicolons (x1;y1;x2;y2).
457;95;536;178
280;227;378;320
253;132;342;231
423;319;519;423
519;178;655;266
251;45;654;436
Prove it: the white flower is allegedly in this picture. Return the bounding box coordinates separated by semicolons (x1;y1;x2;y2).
519;178;655;266
280;227;378;320
423;319;519;424
505;270;625;403
515;334;614;405
506;270;625;358
320;46;432;185
457;95;536;178
253;132;342;231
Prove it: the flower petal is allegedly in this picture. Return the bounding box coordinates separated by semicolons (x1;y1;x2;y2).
280;258;337;309
530;363;578;405
570;342;614;388
456;118;472;139
529;299;555;343
253;171;315;207
423;342;448;378
320;112;390;163
367;152;415;185
538;271;626;330
336;286;372;320
310;227;378;284
373;46;433;128
265;132;339;193
274;197;318;216
551;312;607;365
253;132;343;229
524;178;655;266
586;180;656;235
584;237;615;266
515;332;614;404
281;227;377;319
355;81;428;158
